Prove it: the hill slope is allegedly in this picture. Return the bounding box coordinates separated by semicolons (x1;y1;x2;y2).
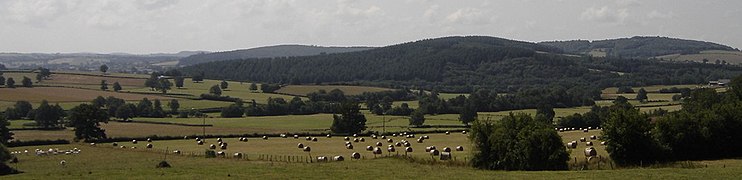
540;36;737;58
177;45;374;66
181;36;742;93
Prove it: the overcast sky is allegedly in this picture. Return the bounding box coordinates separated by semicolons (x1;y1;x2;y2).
1;0;740;54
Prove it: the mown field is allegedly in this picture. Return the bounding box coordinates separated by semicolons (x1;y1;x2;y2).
275;85;394;96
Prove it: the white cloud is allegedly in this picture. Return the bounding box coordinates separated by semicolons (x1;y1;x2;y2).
445;8;492;25
581;6;629;24
647;10;674;19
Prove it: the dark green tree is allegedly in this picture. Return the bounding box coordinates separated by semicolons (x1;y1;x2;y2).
174;76;184;88
0;116;13;144
0;76;5;86
635;88;648;102
100;80;108;91
3;108;19;120
13;101;32;119
92;96;107;108
330;101;367;134
115;104;136;121
21;76;32;87
535;104;556;124
4;78;13;88
192;72;204;82
99;64;108;74
156;79;172;94
34;100;65;128
167;99;180;114
35;67;51;82
209;85;222;96
221;103;244;118
601;107;665;165
220;80;229;90
469;113;569;170
459;100;477;125
409;109;425;126
69;104;109;141
249;82;258;91
137;98;153;117
112;82;122;92
152;99;166;118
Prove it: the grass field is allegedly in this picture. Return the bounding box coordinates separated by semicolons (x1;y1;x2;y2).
275;85;394;96
658;50;742;65
0;87;173;103
2;72;147;88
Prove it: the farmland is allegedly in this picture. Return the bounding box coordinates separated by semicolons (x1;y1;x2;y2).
275;85;394;96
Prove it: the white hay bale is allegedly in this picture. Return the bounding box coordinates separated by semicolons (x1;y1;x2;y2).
387;139;394;143
217;138;223;142
195;137;201;141
312;137;318;142
147;138;152;142
306;137;312;141
209;144;216;149
580;137;586;142
280;134;287;138
353;134;358;137
583;129;589;133
376;142;383;146
120;146;126;149
392;133;397;137
132;140;138;144
173;150;181;154
184;136;189;139
395;142;402;147
430;149;440;156
462;130;467;134
381;135;386;139
262;136;268;140
590;135;597;140
422;135;430;139
442;147;451;152
89;143;96;146
372;147;382;154
405;147;413;152
346;144;354;149
112;142;118;146
294;134;299;139
440;152;452;160
567;142;577;149
217;151;225;157
600;141;606;145
456;146;464;151
327;134;332;138
586;141;593;146
371;134;377;139
359;138;365;142
417;138;424;143
60;160;66;166
317;156;328;162
584;147;597;157
403;142;411;147
366;146;373;151
333;156;345;161
351;152;361;159
146;144;153;148
298;143;305;148
303;146;311;152
131;147;137;149
445;131;450;135
345;141;352;145
197;140;204;145
387;147;396;152
353;138;359;142
233;153;243;158
344;137;350;140
220;144;228;150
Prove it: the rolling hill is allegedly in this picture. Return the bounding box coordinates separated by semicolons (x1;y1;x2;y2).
539;36;738;58
181;36;742;93
177;45;374;66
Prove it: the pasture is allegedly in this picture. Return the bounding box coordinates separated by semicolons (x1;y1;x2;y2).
0;87;173;103
275;85;394;96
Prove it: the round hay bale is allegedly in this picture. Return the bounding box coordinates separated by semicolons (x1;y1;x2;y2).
90;143;96;146
404;142;411;147
346;144;354;149
405;147;413;152
146;144;153;148
392;133;397;137
262;136;268;140
359;138;365;142
353;138;359;142
233;153;243;158
445;131;450;135
422;135;430;139
217;138;223;142
351;152;361;159
584;147;597;157
567;142;577;149
344;137;350;141
353;134;358;137
372;147;382;154
195;137;201;141
220;144;228;150
317;156;328;162
327;134;332;138
395;142;402;147
294;134;299;139
298;143;305;148
371;134;378;139
197;141;204;145
345;141;352;145
440;152;451;160
417;138;424;143
280;134;287;138
580;137;586;142
147;138;152;142
387;147;396;152
387;139;394;143
366;146;373;151
209;144;216;149
600;141;606;145
303;146;311;152
184;136;189;139
583;129;589;133
132;140;138;144
590;135;597;140
333;156;345;161
430;149;440;156
312;137;318;142
456;146;464;151
442;147;451;152
376;142;383;146
586;141;593;146
120;145;126;149
173;150;181;154
306;137;312;141
112;142;118;146
216;151;225;157
381;135;386;139
462;130;467;134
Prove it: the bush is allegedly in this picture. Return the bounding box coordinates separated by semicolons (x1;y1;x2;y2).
469;113;569;170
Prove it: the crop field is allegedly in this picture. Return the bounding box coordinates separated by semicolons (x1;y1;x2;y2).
275;85;394;96
0;87;174;103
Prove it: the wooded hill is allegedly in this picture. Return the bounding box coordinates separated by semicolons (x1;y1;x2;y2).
177;45;374;66
181;36;742;93
539;36;738;58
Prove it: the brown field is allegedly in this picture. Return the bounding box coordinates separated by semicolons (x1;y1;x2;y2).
42;73;147;87
0;87;173;102
275;85;394;96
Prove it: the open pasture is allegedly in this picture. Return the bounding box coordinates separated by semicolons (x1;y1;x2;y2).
1;72;147;87
275;85;394;96
0;87;174;103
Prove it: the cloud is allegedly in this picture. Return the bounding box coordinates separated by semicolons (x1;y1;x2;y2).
445;8;492;25
647;10;674;19
581;6;629;24
1;0;71;27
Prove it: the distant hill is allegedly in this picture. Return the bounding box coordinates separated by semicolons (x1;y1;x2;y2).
177;45;374;66
539;36;738;59
182;36;742;93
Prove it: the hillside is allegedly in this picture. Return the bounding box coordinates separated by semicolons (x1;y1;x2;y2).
177;45;374;66
181;36;742;93
540;36;738;58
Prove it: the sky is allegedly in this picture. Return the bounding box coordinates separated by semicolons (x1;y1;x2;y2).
1;0;741;54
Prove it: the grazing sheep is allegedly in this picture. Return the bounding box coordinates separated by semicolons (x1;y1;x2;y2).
333;156;345;161
430;149;440;156
173;150;181;154
445;131;450;135
303;146;311;152
132;140;138;144
317;156;328;162
456;146;464;151
405;147;413;152
312;137;318;142
387;139;394;143
590;135;597;140
359;138;365;142
366;146;374;151
298;143;305;148
586;142;593;146
197;140;204;145
600;141;607;145
294;134;299;139
233;153;243;158
442;147;451;152
147;138;152;142
346;144;354;149
262;136;268;140
372;147;382;154
440;152;451;160
580;137;586;142
209;144;217;149
351;152;361;159
344;137;350;141
387;147;396;152
146;144;153;148
584;147;597;157
376;142;383;146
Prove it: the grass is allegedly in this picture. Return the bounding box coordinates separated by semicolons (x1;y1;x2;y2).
127;78;302;104
275;85;394;96
0;87;174;103
658;50;742;65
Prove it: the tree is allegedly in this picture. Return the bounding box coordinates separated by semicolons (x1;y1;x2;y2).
0;116;13;144
13;101;33;119
167;99;180;114
209;85;222;96
137;98;153;117
221;103;244;118
155;79;172;94
92;96;107;108
151;100;166;118
535;104;556;124
35;100;65;128
115;104;136;121
249;83;258;91
100;80;108;91
409;109;425;126
220;80;229;90
192;72;204;82
112;82;122;92
459;100;477;125
601;107;665;165
0;76;4;86
330;101;367;134
69;104;109;141
35;67;51;82
4;78;13;88
635;88;648;102
0;143;18;175
3;108;19;120
470;113;569;170
21;76;32;87
100;64;109;74
174;76;184;88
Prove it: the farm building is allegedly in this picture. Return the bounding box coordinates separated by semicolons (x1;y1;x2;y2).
708;79;731;87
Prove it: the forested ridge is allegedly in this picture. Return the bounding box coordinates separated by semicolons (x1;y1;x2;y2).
177;45;374;66
182;36;742;93
540;36;738;58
